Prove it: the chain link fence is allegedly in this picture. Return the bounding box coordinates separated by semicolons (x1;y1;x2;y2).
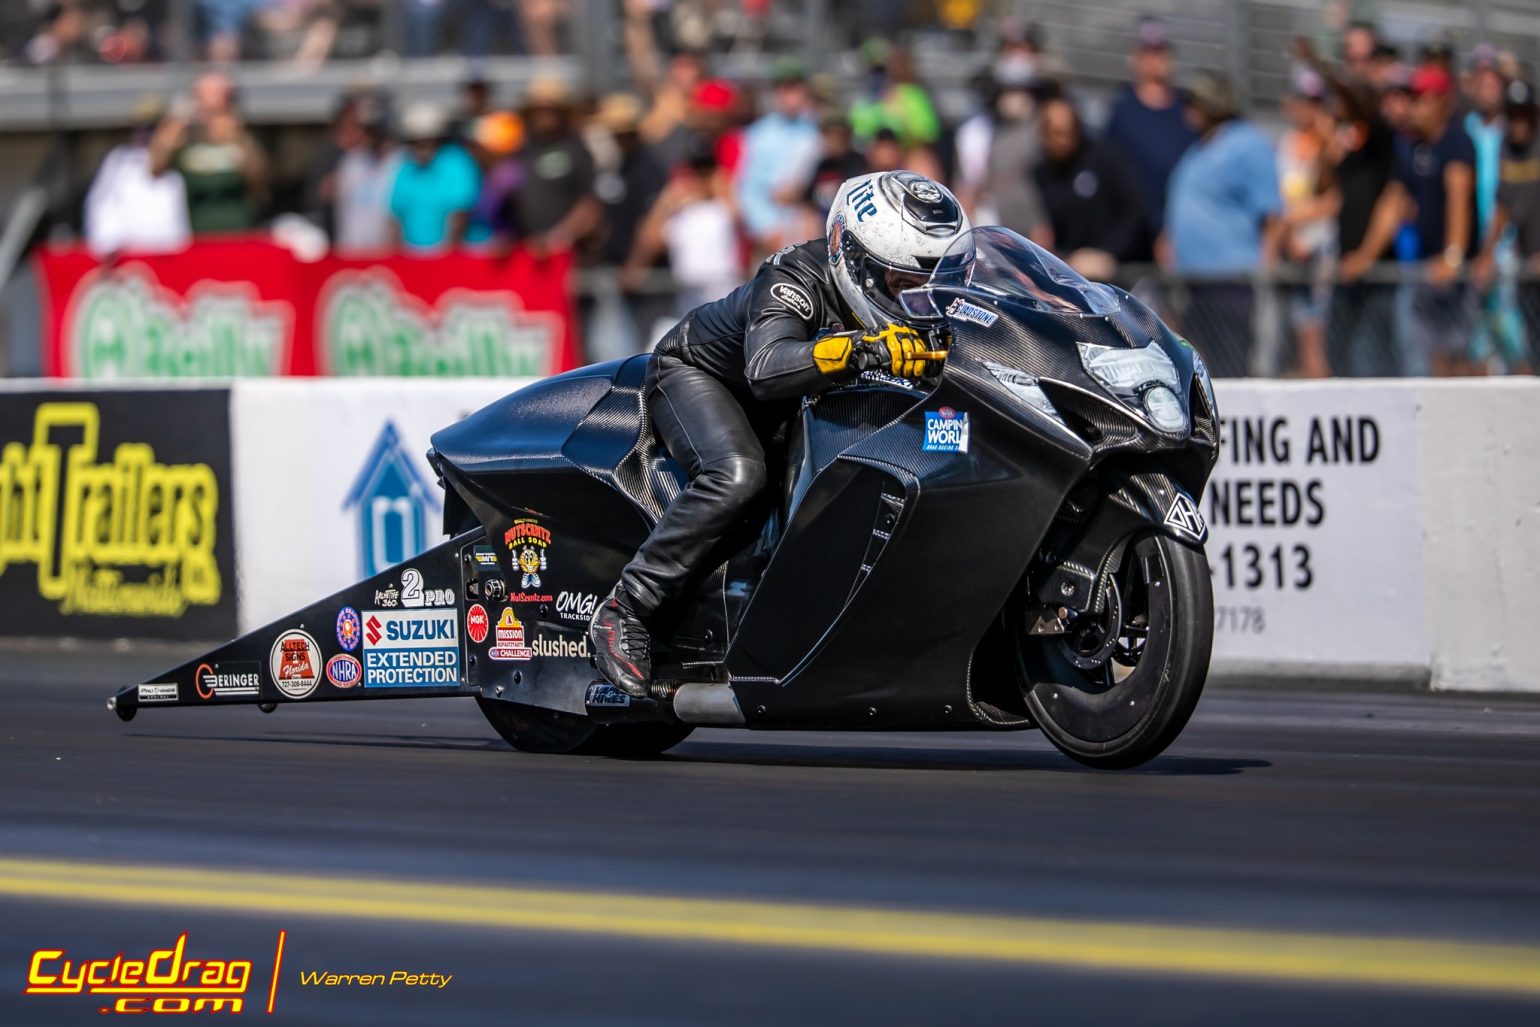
579;263;1540;377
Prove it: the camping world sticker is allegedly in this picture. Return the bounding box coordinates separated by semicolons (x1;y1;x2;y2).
923;407;970;453
362;609;460;687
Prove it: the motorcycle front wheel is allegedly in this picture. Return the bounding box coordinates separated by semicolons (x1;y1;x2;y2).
1010;532;1213;769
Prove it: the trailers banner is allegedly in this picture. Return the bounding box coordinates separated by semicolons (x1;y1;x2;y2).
0;387;239;639
35;240;579;378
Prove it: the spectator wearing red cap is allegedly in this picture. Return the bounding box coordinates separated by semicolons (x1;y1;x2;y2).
1343;64;1477;374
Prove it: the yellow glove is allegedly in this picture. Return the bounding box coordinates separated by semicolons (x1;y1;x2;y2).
859;324;946;380
812;331;862;374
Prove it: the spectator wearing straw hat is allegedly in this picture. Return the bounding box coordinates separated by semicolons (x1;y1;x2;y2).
514;76;601;256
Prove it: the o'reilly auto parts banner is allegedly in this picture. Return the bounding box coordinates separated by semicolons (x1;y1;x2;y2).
34;240;580;379
0;389;238;639
1204;382;1426;668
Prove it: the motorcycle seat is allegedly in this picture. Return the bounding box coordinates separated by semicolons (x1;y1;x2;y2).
430;355;687;522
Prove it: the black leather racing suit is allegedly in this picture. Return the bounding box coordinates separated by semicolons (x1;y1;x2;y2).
619;239;859;620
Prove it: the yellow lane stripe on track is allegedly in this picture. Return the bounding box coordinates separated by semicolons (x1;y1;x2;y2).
1;857;1537;997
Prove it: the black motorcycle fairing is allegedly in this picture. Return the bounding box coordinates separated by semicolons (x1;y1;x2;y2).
726;371;1092;729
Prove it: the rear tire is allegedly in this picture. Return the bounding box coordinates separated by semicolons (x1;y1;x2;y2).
1009;533;1212;769
476;698;694;758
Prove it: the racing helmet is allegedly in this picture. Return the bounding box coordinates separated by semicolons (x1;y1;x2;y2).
826;171;972;329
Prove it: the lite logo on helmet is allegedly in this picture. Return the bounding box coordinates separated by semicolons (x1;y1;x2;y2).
848;179;879;222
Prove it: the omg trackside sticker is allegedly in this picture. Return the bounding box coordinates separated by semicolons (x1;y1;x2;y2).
922;407;970;453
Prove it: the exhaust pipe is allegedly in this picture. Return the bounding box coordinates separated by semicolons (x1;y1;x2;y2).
671;683;746;726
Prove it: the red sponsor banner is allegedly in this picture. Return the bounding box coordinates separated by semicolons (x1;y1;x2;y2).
34;239;579;378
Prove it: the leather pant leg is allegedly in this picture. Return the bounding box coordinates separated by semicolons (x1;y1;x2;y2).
619;355;768;620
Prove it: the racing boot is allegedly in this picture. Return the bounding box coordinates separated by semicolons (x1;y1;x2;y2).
589;585;653;697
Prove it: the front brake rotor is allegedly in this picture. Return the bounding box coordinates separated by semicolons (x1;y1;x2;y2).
1059;578;1122;671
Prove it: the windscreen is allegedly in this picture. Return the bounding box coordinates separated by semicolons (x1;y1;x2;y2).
901;226;1122;320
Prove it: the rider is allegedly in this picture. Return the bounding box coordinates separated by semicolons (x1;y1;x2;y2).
588;171;972;697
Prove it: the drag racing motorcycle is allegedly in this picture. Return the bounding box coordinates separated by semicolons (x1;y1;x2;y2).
111;227;1219;768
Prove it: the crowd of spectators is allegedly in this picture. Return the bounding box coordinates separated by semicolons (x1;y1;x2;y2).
5;0;574;65
72;8;1540;375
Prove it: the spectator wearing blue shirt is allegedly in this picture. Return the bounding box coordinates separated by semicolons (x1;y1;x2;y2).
736;58;822;254
389;102;480;253
1102;17;1197;251
1463;44;1525;369
1162;70;1283;376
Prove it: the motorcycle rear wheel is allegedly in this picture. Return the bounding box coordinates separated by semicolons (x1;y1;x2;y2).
476;698;694;758
1011;533;1213;769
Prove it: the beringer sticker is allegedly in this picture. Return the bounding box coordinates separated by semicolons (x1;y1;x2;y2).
769;282;814;321
268;630;322;700
194;661;261;700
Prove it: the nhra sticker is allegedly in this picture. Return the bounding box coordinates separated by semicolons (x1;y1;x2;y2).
137;683;177;703
466;603;490;644
194;661;261;700
362;609;460;687
770;282;815;321
336;606;361;652
326;653;362;688
488;607;533;662
504;519;550;590
269;630;322;699
946;297;998;328
922;408;970;453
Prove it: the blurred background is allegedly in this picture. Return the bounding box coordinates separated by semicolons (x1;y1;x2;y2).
3;0;1540;379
